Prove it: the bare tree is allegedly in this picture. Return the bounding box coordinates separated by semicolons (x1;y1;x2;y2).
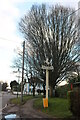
19;4;80;97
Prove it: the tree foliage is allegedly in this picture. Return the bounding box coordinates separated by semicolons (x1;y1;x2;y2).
10;80;19;90
2;82;8;91
18;4;80;97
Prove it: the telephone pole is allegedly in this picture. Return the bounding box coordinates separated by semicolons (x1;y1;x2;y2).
21;41;25;102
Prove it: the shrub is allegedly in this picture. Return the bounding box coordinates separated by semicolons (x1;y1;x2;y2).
55;85;69;98
67;89;80;117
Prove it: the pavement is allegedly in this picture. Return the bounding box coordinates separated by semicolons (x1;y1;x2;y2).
2;98;50;119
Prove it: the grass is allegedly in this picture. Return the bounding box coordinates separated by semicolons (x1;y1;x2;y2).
33;97;73;118
10;95;33;105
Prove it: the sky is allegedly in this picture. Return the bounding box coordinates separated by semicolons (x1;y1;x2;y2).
0;0;80;86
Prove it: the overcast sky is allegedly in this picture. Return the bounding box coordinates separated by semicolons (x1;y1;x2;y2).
0;0;80;86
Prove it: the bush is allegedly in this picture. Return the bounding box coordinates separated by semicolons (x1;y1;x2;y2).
55;85;69;98
67;90;80;117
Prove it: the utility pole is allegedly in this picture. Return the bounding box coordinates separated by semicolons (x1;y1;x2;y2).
17;68;20;98
21;41;25;102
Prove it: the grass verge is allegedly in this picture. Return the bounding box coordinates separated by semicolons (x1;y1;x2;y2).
10;95;33;105
33;97;73;118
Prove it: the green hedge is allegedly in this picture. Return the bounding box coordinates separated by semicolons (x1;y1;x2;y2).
55;85;70;98
67;90;80;117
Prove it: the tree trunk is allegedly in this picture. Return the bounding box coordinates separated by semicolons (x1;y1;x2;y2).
43;83;46;98
49;70;58;97
33;85;35;96
49;85;53;97
49;71;54;97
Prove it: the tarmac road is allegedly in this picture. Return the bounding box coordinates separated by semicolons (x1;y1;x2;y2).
2;92;16;108
0;92;16;119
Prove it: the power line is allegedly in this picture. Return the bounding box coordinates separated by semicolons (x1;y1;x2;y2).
53;7;80;28
49;6;80;36
0;7;80;44
0;37;22;44
65;7;80;19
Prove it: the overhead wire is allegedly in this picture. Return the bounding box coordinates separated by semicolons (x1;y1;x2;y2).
0;6;80;44
63;7;80;20
51;7;80;32
0;37;22;44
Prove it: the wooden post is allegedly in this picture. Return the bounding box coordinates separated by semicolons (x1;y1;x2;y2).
21;41;25;102
46;69;49;99
42;65;53;99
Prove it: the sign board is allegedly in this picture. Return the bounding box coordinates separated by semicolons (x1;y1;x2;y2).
42;65;53;70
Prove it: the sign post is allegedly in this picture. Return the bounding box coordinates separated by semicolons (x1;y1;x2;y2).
42;64;53;108
46;69;49;99
42;65;53;99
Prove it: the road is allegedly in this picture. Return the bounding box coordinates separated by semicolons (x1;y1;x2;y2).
0;92;16;119
0;92;16;109
2;92;17;108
